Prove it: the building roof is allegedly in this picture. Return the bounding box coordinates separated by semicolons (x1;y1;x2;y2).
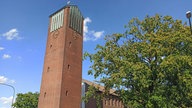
82;79;117;96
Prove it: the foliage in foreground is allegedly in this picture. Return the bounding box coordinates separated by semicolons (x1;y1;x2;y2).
84;14;192;107
13;92;39;108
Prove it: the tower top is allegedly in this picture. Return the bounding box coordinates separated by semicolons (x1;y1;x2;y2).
49;5;83;18
49;5;84;34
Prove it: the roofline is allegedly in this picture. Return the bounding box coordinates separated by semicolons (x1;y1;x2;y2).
49;5;80;17
82;79;118;96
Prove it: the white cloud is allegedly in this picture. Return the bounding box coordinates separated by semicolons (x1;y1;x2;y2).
83;17;104;41
93;31;105;39
0;96;13;104
0;76;7;83
0;47;4;51
0;76;15;107
2;54;11;59
0;76;15;84
2;28;22;40
84;17;92;34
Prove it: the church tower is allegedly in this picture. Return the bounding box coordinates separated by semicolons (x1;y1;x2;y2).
38;5;83;108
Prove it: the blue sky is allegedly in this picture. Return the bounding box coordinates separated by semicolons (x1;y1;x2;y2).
0;0;192;107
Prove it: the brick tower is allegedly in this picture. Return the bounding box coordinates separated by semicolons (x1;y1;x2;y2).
38;5;83;108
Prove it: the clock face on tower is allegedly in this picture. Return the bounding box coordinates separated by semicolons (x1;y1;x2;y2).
73;31;78;40
52;30;59;39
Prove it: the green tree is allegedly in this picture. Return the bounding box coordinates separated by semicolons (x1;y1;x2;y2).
84;14;192;107
13;92;39;108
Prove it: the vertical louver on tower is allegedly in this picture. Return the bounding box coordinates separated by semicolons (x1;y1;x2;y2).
50;9;64;32
69;6;83;35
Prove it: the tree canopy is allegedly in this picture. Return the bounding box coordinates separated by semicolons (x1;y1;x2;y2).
84;14;192;107
13;92;39;108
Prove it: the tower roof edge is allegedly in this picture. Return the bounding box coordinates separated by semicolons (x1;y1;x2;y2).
49;5;82;18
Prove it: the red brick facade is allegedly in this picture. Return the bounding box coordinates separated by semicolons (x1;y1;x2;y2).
82;80;124;108
38;5;83;108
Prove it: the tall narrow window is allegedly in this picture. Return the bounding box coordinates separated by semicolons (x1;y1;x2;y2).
47;67;50;72
69;41;72;47
44;92;46;98
65;90;68;96
50;44;52;48
67;64;71;70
